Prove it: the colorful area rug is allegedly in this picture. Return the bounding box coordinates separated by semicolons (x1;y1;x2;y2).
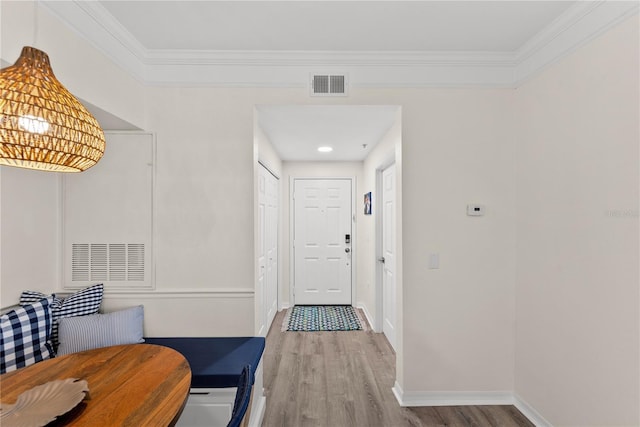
284;305;364;332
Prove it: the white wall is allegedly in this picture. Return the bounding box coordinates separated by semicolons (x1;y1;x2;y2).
254;118;282;177
133;87;258;336
0;167;59;306
514;15;639;426
399;88;517;395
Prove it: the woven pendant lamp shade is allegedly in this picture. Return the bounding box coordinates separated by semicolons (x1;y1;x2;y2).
0;46;105;172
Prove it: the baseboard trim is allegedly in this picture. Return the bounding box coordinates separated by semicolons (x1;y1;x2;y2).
513;393;553;427
249;394;266;427
392;381;405;406
397;390;513;407
356;302;376;332
392;383;550;426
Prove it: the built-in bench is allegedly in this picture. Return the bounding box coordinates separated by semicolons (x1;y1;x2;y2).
145;337;266;427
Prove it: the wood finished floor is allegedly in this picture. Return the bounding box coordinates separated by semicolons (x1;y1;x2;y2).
262;309;534;427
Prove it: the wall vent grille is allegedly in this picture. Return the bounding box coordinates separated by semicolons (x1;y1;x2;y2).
71;243;145;282
311;74;348;96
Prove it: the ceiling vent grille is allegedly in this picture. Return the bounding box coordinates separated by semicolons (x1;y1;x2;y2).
311;74;348;96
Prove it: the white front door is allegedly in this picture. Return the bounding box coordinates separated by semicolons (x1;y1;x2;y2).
382;165;397;350
294;179;352;305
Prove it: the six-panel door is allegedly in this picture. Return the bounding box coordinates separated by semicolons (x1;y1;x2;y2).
294;179;352;305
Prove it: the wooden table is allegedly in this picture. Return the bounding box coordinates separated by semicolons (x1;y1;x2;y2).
0;344;191;426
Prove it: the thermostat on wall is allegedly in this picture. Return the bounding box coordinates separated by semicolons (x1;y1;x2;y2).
467;204;485;216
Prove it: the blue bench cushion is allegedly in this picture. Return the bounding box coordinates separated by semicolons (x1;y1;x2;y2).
144;337;265;389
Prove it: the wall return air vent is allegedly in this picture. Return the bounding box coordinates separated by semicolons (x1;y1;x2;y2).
310;74;348;96
72;243;145;283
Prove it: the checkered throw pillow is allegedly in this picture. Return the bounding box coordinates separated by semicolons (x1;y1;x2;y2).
1;298;55;374
20;284;103;351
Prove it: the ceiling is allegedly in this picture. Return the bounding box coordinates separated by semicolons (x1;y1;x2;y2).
256;105;399;162
49;1;607;161
99;1;574;52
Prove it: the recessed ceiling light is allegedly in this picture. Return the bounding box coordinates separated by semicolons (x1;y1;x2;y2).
317;146;333;153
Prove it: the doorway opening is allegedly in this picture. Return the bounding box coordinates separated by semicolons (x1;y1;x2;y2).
254;104;402;355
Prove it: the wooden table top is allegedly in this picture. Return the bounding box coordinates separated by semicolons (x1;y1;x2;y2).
0;344;191;426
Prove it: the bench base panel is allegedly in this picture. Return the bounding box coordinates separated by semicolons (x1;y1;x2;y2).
177;360;265;427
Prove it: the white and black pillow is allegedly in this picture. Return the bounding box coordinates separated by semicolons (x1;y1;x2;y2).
20;284;103;350
0;298;55;374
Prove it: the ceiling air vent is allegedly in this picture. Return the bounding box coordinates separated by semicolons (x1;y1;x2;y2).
311;74;348;97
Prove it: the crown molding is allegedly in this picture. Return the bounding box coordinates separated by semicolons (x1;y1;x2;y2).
144;51;517;88
40;0;147;82
40;0;639;88
513;0;640;85
144;49;515;67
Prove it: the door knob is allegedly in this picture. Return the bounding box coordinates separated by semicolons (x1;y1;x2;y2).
345;248;350;253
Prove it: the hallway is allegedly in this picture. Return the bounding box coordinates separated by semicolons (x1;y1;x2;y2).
262;310;533;427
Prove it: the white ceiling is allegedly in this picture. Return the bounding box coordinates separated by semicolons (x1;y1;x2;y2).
256;105;399;161
99;1;574;52
43;1;635;161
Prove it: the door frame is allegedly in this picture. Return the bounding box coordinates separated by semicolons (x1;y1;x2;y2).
289;176;357;306
375;156;396;333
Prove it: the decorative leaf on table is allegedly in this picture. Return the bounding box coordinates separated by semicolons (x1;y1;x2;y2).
0;378;89;427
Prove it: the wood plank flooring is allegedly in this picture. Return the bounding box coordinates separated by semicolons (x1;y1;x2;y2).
262;309;534;427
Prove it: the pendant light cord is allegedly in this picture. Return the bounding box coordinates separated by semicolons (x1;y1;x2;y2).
33;0;39;48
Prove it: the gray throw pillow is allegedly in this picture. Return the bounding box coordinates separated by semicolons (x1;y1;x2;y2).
56;305;144;356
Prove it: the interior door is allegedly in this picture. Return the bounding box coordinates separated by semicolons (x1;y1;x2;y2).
258;165;278;334
294;179;352;305
264;169;278;329
382;165;397;350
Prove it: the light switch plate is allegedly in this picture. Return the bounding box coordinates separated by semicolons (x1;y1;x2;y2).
428;253;440;269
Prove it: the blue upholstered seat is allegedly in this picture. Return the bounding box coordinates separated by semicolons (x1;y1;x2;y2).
144;337;265;388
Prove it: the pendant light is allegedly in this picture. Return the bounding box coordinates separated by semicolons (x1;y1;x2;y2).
0;46;106;172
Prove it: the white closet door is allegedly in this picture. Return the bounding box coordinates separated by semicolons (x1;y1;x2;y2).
258;165;278;333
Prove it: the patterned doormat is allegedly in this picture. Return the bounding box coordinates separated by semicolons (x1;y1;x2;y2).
284;305;364;332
